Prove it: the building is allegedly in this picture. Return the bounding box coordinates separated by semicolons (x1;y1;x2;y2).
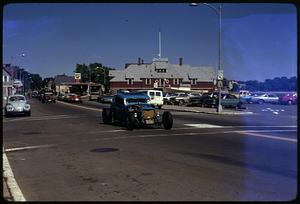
109;57;215;92
54;74;103;95
3;65;14;98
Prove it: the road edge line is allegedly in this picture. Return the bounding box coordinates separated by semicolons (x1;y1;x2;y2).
3;151;26;201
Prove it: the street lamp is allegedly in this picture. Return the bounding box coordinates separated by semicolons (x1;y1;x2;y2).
190;2;223;112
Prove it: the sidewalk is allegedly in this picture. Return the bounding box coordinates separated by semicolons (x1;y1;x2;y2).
162;105;254;115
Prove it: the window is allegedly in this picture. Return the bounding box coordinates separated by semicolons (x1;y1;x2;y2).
191;79;197;85
173;78;180;85
155;92;161;96
145;78;151;85
127;78;134;85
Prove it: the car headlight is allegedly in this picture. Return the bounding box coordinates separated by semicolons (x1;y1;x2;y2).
24;104;31;110
6;105;14;111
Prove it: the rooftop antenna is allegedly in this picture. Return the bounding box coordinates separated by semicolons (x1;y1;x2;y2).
158;28;161;59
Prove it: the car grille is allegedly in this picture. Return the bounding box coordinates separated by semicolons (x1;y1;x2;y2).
143;110;155;119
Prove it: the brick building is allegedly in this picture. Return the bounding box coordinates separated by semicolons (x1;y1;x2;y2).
109;57;215;92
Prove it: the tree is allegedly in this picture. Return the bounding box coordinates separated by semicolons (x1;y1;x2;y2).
74;62;115;93
29;74;43;91
74;64;89;82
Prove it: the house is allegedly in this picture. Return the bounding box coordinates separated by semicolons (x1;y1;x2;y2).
54;74;75;94
3;65;14;99
109;57;215;93
53;74;103;95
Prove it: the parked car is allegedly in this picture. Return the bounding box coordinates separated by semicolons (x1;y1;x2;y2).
136;90;164;109
102;92;173;130
66;93;82;104
250;93;279;104
163;93;177;105
171;93;190;106
279;92;297;105
4;94;31;117
239;90;252;103
41;92;56;103
98;94;114;104
89;91;100;101
57;93;67;101
185;92;213;107
203;93;244;109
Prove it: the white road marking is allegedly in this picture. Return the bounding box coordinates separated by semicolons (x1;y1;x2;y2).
57;100;102;112
3;151;26;201
236;131;297;143
3;114;88;122
100;129;297;143
5;144;56;153
184;124;223;128
183;124;297;128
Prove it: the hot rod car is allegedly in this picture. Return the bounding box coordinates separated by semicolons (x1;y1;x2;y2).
102;92;173;130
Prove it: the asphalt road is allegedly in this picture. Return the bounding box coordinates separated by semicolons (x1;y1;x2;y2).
3;99;297;201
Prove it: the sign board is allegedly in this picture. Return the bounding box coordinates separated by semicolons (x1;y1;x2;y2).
13;80;23;88
74;73;81;80
153;82;158;88
217;70;223;80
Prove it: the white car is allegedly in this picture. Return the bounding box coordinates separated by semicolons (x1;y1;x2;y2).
5;94;31;117
250;93;279;104
136;90;164;109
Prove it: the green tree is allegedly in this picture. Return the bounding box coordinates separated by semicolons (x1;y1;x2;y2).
29;74;43;91
74;62;115;93
74;64;89;82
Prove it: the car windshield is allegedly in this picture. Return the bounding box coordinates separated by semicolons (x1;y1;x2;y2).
9;96;25;101
126;98;148;103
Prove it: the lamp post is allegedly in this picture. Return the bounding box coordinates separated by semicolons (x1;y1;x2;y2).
190;3;223;112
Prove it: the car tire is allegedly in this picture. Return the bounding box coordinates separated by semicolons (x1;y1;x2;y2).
179;100;185;106
237;102;243;109
162;111;173;130
102;108;112;124
257;100;264;104
126;113;136;131
4;110;10;118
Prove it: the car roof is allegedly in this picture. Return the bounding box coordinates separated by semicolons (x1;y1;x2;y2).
9;94;25;98
117;92;150;99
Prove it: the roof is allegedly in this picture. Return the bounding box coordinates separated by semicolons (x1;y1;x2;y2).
109;60;214;82
54;74;74;85
3;66;12;77
117;92;150;99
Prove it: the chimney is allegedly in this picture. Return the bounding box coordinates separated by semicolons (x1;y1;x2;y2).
141;59;144;64
138;57;141;65
179;57;183;66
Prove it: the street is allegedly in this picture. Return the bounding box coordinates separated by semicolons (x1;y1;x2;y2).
3;99;297;201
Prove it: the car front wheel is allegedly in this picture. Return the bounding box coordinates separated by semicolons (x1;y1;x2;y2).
162;111;173;129
102;108;112;124
126;113;136;130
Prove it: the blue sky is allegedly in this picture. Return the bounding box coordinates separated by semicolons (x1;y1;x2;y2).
3;3;297;81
